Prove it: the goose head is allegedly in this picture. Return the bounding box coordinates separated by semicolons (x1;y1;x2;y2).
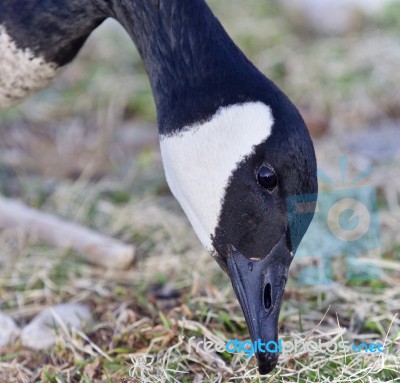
123;1;320;375
160;96;318;373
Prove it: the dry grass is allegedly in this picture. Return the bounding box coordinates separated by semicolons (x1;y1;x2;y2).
1;1;400;382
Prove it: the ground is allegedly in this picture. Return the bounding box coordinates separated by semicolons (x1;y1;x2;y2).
0;1;400;382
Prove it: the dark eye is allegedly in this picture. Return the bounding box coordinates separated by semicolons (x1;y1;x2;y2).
257;165;278;191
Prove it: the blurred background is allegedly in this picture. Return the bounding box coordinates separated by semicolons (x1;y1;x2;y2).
0;0;399;381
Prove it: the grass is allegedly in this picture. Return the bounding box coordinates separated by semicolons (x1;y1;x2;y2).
1;0;400;382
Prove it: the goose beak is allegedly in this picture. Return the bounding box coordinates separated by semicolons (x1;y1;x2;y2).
227;234;292;375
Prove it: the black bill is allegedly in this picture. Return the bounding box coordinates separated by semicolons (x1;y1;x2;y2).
227;234;292;374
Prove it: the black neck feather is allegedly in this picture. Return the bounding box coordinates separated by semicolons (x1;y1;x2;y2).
1;0;280;134
0;0;105;66
110;0;271;134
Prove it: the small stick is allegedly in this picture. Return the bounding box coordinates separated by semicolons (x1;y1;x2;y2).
0;197;135;269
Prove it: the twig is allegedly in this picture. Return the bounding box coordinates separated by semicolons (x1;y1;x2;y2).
0;197;134;269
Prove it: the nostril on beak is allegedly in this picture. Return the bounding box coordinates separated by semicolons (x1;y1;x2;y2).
263;282;272;311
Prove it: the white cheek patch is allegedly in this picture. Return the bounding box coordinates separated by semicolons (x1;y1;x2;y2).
160;102;274;250
0;25;59;109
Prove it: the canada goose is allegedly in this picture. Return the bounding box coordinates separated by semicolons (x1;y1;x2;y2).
0;0;317;374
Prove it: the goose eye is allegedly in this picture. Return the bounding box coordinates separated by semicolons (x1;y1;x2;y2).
257;165;278;191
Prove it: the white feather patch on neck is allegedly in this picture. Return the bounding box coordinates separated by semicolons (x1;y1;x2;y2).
0;25;59;109
160;102;274;250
